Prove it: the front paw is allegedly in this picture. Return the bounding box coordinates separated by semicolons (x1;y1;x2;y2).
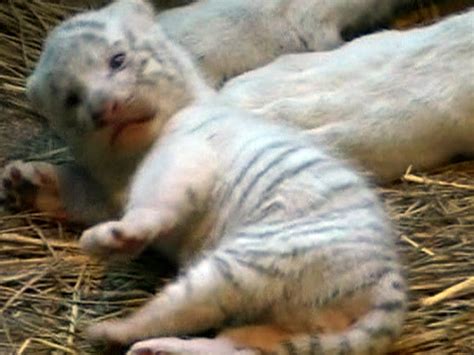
0;160;66;218
80;220;148;260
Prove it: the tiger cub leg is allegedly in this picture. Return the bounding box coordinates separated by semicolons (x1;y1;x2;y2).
125;325;290;355
127;336;256;355
80;208;164;260
86;254;254;347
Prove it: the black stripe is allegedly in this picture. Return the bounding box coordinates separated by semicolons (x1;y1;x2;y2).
329;287;341;300
139;57;149;72
391;280;405;291
214;139;293;229
247;200;285;223
212;256;241;289
309;335;322;355
338;336;353;355
228;135;280;164
60;20;105;32
371;267;397;282
233;257;286;278
325;180;361;195
235;145;305;208
282;341;298;355
77;32;108;45
216;138;293;213
298;34;310;50
374;300;405;312
250;157;333;211
360;326;396;339
230;140;292;193
185;114;226;134
125;29;137;49
250;171;363;218
241;216;320;238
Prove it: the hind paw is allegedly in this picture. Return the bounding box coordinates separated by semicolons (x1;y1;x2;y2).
0;160;66;218
127;337;255;355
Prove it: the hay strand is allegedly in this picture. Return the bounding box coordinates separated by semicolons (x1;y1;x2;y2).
1;1;473;354
421;277;474;307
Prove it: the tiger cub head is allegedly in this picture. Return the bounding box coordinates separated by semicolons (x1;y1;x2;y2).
27;0;200;153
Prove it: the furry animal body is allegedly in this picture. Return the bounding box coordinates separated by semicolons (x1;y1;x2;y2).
0;1;412;354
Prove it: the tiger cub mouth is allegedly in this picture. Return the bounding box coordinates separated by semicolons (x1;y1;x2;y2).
94;103;157;147
109;115;155;146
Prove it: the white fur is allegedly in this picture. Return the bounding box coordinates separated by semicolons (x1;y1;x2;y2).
221;10;474;182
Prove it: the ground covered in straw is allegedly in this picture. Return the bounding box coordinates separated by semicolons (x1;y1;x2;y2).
1;1;473;354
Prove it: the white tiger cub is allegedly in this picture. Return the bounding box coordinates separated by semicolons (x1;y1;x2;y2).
13;1;406;354
12;0;406;354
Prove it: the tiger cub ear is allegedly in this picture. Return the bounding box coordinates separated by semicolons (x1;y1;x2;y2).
110;0;155;15
106;0;156;32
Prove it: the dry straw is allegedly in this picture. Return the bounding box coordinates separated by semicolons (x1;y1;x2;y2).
1;1;473;354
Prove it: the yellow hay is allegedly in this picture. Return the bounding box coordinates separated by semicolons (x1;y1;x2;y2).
1;1;473;353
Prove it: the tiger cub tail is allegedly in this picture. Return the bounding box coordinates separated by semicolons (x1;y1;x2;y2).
279;268;407;354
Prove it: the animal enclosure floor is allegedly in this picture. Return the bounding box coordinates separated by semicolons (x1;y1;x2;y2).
0;1;473;353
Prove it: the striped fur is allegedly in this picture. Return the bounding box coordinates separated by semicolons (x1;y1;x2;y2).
15;1;407;353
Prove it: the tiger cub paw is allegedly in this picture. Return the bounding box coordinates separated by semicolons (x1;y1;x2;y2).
0;160;66;218
127;337;255;355
80;220;148;260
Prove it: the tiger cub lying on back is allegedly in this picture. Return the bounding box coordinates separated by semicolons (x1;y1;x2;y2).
3;0;406;353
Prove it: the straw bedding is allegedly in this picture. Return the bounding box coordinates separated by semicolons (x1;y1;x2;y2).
0;1;473;354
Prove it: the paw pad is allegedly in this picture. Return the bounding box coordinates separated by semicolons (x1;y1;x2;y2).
0;160;62;214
